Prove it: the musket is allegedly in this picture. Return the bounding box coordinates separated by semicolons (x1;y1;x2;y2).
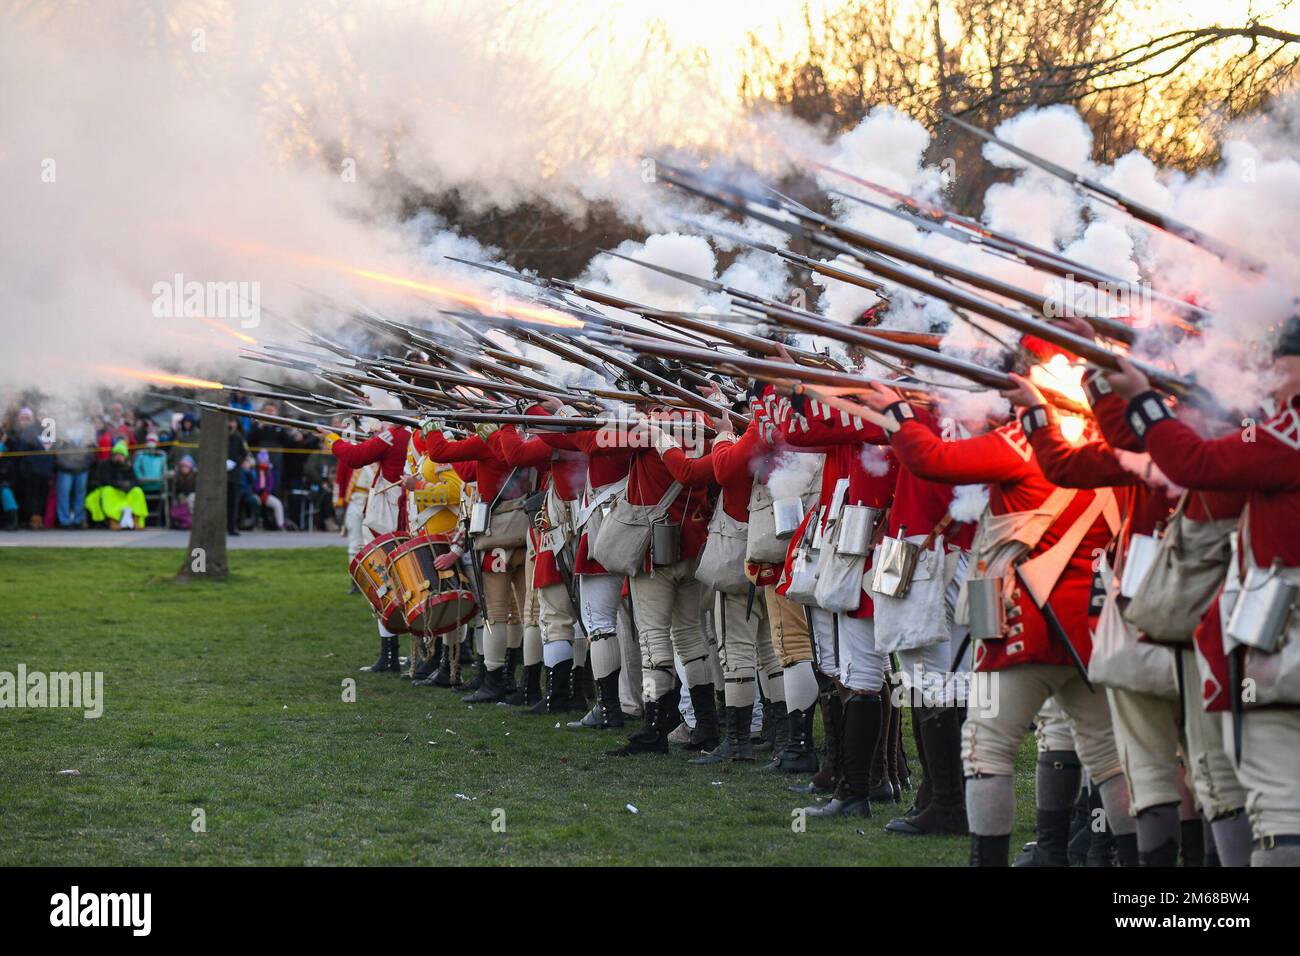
569;337;748;427
216;384;350;409
813;161;1126;276
598;249;943;349
659;166;1196;396
826;187;1211;327
941;112;1265;272
424;411;622;430
370;359;589;405
375;347;571;397
153;395;420;430
583;328;1093;418
410;316;549;370
672;177;1140;345
326;369;474;407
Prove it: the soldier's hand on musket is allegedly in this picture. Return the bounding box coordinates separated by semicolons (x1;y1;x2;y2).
696;381;724;402
1051;314;1097;343
861;381;904;411
1103;356;1151;399
538;395;564;414
1000;373;1048;408
768;378;799;397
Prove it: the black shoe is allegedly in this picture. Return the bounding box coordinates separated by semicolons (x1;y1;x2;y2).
347;581;360;595
465;653;486;692
462;665;507;703
360;635;401;673
802;793;872;817
759;700;788;756
606;691;678;757
885;708;968;836
683;684;720;752
691;704;755;765
1115;832;1140;867
530;659;574;714
502;647;524;705
406;642;438;682
832;692;884;809
568;670;625;729
1013;808;1074;867
1140;836;1181;867
568;660;594;714
512;663;543;708
416;641;455;688
970;834;1011;867
764;707;819;774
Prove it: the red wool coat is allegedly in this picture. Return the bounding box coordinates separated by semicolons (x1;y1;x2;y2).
1136;394;1300;711
328;426;411;530
778;395;897;618
889;410;1114;672
538;426;633;575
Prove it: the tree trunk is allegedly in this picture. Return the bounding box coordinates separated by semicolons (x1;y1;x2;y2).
177;407;230;581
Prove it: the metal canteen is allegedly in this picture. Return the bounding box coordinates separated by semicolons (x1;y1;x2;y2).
773;496;805;540
651;520;681;567
871;534;922;598
966;574;1006;641
835;505;880;557
468;501;491;535
1119;532;1160;600
1226;565;1298;653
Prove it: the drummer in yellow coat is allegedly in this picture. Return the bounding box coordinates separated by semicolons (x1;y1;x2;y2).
403;430;471;685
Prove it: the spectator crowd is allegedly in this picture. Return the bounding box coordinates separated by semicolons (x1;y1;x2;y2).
0;394;340;534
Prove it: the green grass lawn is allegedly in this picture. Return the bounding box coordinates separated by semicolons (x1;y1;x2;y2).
0;547;1036;866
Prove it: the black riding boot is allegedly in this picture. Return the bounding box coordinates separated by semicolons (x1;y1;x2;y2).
868;683;899;803
569;660;594;713
789;687;840;793
766;705;819;774
569;669;625;729
1014;750;1081;867
501;646;521;704
690;703;755;765
532;659;574;714
684;684;721;753
606;688;679;756
970;833;1011;867
763;700;789;757
803;692;879;817
1086;784;1118;866
1180;818;1206;867
514;663;543;707
886;707;969;835
462;664;508;703
466;653;486;692
907;702;933;817
361;634;400;673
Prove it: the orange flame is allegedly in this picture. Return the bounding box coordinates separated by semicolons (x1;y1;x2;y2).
348;266;583;329
198;316;258;345
1029;355;1088;443
191;232;584;329
95;365;224;390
